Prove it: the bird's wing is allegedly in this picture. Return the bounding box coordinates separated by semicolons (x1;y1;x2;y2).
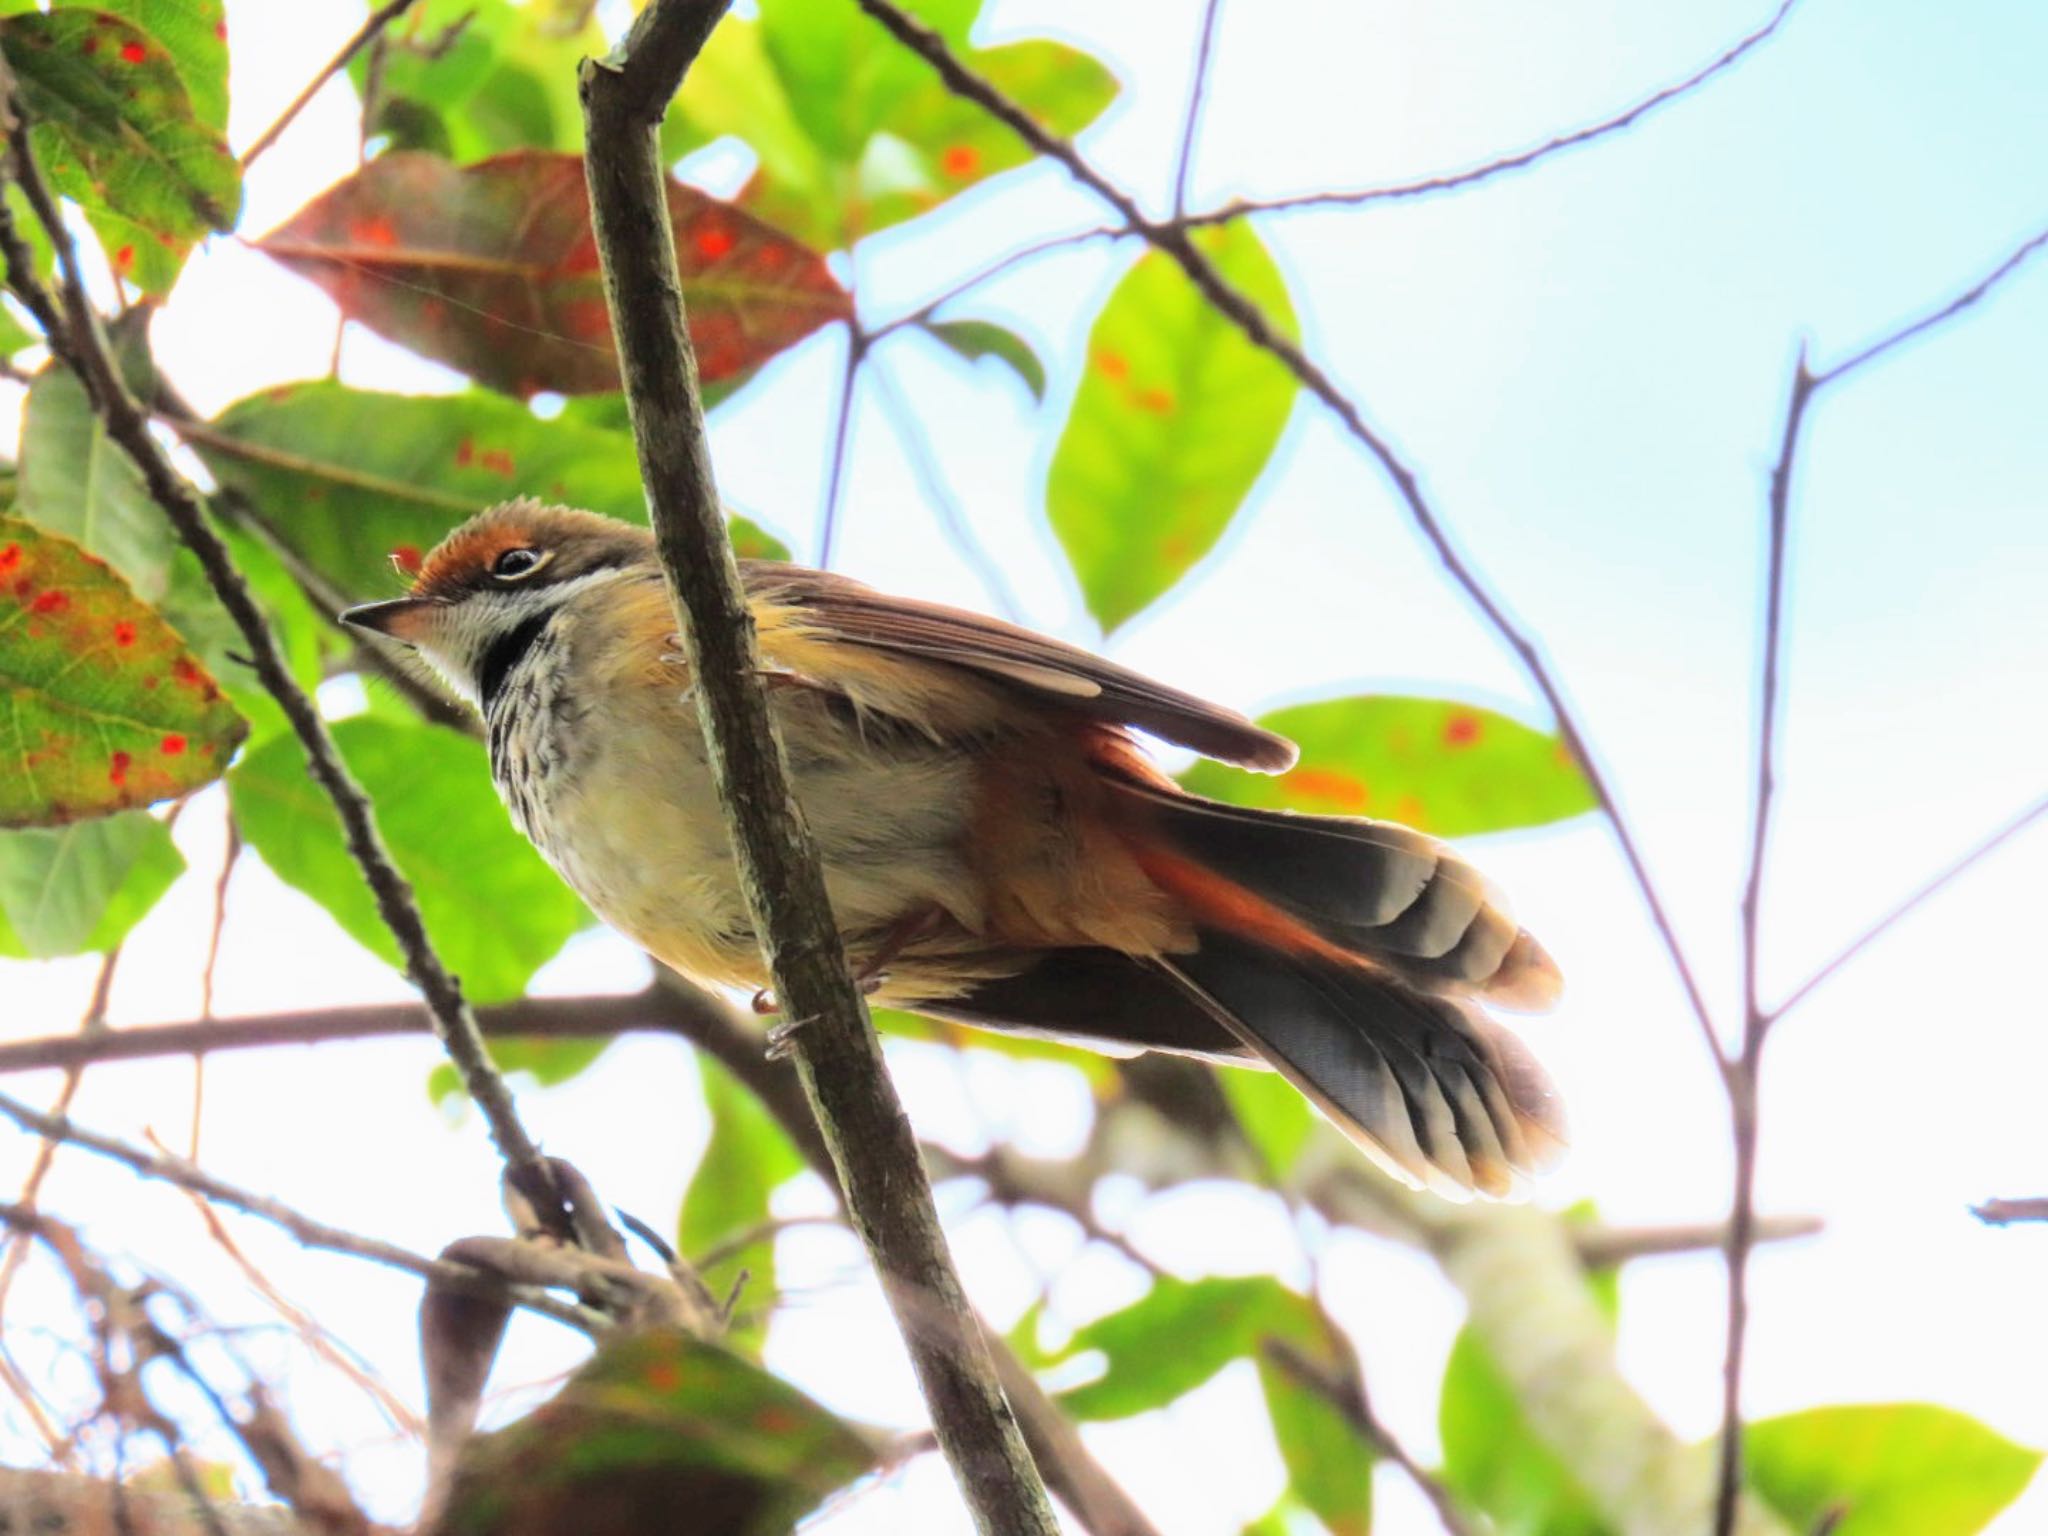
740;562;1297;771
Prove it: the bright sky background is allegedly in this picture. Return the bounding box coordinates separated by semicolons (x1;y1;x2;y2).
4;0;2046;1531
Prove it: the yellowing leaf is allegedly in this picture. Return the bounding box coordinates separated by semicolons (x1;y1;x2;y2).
0;516;245;827
1048;223;1299;632
1181;695;1595;839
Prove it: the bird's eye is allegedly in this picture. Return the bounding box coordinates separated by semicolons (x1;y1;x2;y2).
491;547;548;581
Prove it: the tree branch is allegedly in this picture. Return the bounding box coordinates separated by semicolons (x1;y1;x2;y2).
0;86;547;1190
0;1089;596;1332
577;6;1056;1531
1973;1198;2048;1228
236;0;428;170
1178;0;1800;226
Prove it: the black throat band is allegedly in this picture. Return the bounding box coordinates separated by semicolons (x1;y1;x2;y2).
476;609;553;711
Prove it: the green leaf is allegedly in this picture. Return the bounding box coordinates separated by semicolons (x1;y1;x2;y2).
757;0;974;166
0;516;247;827
0;808;181;957
19;365;175;602
0;299;38;358
0;7;241;295
920;317;1046;402
1181;695;1597;839
1056;1275;1324;1421
194;382;786;601
679;1057;808;1349
97;0;229;130
670;10;1117;251
1218;1068;1320;1182
429;1329;879;1536
1258;1356;1374;1536
877;1006;1118;1088
1745;1404;2042;1536
254;150;849;398
359;0;598;160
192;383;646;599
227;716;590;1003
1048;223;1299;632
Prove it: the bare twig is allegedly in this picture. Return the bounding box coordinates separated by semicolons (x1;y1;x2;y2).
866;224;1123;342
0;1089;597;1333
1712;223;2048;1536
1775;791;2048;1020
867;358;1026;621
851;0;1725;1062
1179;0;1801;226
1170;0;1224;219
1574;1214;1820;1268
579;6;1056;1530
1974;1198;2048;1227
815;322;868;568
236;0;428;170
0;114;548;1186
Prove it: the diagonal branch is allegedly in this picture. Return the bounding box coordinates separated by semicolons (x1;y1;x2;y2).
849;0;1724;1062
0;1089;597;1332
577;5;1057;1531
0;88;547;1189
1179;0;1800;226
1773;789;2048;1021
236;0;428;170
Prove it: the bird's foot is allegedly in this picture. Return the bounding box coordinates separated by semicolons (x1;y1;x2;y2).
763;1013;817;1061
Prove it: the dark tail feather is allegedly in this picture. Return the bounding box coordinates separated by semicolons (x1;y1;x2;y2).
1115;780;1563;1011
926;935;1565;1202
1163;931;1566;1200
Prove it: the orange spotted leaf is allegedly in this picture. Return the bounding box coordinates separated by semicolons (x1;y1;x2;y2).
254;150;850;398
427;1330;878;1536
0;517;246;828
1048;223;1300;632
1180;696;1594;839
0;8;240;295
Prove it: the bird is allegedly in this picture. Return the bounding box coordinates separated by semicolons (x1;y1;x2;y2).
342;498;1566;1200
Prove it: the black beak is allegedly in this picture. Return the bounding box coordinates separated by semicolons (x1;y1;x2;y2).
340;597;437;644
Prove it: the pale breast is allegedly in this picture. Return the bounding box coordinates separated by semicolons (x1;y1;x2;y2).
484;597;984;993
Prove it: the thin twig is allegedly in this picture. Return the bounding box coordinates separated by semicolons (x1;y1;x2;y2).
866;225;1124;342
1178;0;1801;227
1773;791;2048;1020
1170;0;1224;220
815;322;867;568
580;7;1057;1529
0;1090;597;1333
188;814;240;1159
236;0;427;170
851;0;1725;1064
1812;226;2048;386
147;1130;425;1440
0;943;124;1315
867;357;1026;621
0;113;548;1185
1974;1198;2048;1227
1711;223;2048;1536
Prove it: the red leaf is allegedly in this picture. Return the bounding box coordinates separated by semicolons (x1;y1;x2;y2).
254;151;851;398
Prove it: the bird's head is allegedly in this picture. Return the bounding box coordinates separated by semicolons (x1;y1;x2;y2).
341;499;651;704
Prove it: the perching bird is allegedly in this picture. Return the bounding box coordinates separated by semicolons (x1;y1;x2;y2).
342;499;1565;1200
